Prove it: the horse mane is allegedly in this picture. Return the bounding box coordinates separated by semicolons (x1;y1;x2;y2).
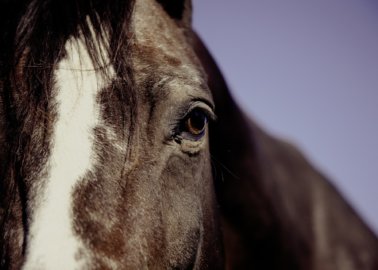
0;0;138;132
1;0;135;69
0;0;137;133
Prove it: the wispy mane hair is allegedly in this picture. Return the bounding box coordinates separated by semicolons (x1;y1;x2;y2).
0;0;137;145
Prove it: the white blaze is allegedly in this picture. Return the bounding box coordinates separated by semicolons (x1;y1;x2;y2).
23;34;113;269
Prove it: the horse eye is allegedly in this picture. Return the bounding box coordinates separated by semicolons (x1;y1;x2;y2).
184;109;208;137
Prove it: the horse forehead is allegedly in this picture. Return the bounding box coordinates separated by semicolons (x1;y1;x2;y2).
132;0;203;83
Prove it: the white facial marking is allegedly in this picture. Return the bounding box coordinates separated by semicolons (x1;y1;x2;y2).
22;28;114;269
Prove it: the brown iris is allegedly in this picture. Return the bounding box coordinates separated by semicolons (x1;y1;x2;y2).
185;109;208;136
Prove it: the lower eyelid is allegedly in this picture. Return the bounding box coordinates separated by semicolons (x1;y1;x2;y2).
181;130;206;141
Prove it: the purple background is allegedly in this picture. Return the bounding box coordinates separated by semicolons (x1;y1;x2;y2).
192;0;378;234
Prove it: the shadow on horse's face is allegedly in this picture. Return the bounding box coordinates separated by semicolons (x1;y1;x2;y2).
0;0;222;269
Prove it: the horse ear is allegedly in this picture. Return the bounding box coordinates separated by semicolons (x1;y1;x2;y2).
155;0;192;28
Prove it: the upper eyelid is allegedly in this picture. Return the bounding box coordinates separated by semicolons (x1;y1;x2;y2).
184;100;217;122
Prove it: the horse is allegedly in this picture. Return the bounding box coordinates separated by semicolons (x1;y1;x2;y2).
0;0;377;269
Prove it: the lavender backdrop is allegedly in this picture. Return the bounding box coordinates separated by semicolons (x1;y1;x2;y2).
192;0;378;234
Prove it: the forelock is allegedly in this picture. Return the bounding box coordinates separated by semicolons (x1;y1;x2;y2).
0;0;138;131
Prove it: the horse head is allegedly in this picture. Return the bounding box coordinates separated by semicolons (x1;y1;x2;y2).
1;0;377;269
1;0;222;268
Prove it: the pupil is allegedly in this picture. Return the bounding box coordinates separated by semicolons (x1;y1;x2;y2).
190;110;206;132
